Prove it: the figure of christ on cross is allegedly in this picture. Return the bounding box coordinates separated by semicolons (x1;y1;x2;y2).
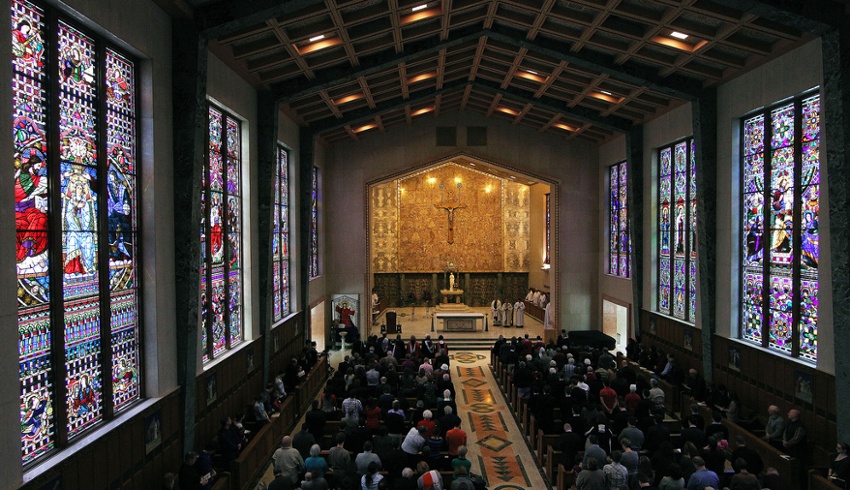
434;202;466;244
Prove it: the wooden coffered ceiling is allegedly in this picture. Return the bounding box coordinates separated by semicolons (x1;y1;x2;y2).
167;0;846;144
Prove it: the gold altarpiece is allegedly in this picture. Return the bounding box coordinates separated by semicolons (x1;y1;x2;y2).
370;162;530;273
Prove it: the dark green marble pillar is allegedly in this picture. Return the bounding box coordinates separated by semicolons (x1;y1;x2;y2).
256;91;278;382
823;22;850;442
626;125;644;334
171;20;207;454
692;87;718;382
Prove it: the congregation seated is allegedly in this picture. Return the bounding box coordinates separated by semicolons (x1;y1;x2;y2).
277;331;465;490
490;334;826;490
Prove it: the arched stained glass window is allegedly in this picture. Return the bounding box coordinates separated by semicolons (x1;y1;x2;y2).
741;90;819;362
200;104;242;363
13;0;141;464
272;145;290;321
658;138;697;323
608;161;630;278
309;166;319;279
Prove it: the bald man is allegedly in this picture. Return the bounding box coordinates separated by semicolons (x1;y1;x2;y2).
782;408;807;460
762;404;785;448
273;435;305;484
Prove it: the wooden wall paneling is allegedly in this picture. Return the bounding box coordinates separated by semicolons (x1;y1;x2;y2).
131;416;145;467
109;426;123;484
63;457;80;490
96;440;111;488
141;455;156;490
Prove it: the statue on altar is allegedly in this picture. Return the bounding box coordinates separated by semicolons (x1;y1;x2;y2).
449;273;455;291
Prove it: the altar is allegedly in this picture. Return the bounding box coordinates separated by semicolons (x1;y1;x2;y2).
436;312;484;332
436;289;470;312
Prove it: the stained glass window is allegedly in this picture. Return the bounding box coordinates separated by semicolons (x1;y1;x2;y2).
200;104;242;363
309;166;319;279
657;138;697;323
272;145;291;322
608;161;630;278
544;193;550;265
741;90;819;362
13;0;140;464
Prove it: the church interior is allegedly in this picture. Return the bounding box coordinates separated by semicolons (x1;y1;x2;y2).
2;0;850;488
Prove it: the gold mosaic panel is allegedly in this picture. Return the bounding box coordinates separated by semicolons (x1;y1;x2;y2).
502;181;530;271
370;181;398;272
398;164;503;272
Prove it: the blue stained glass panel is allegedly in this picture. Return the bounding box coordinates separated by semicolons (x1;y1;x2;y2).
110;291;139;410
660;147;671;176
744;114;765;156
768;310;792;354
802;95;820;142
742;302;763;344
771;103;794;149
689;261;697;321
659;258;670;315
228;272;241;347
64;298;102;437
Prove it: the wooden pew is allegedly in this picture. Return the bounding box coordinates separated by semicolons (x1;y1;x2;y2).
724;419;802;489
556;463;577;490
227;355;329;490
523;301;545;323
536;430;559;468
527;414;537;448
809;468;843;490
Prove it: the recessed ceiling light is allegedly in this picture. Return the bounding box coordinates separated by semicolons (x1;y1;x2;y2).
526;70;538;75
509;176;516;179
412;4;428;11
309;34;325;42
335;93;364;105
670;31;689;40
354;123;377;133
411;106;434;116
497;107;519;116
600;90;612;96
469;163;476;166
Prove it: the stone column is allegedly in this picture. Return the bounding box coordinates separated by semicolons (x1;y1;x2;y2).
299;128;315;341
256;91;278;382
171;20;208;454
823;22;850;442
626;125;644;333
693;87;718;382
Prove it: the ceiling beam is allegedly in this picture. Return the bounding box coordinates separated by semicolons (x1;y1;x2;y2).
485;24;703;100
195;0;328;39
310;79;471;134
273;23;705;106
472;78;633;132
272;24;485;103
309;77;634;135
703;0;845;33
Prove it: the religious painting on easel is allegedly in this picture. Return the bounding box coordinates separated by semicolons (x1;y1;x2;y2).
333;294;359;329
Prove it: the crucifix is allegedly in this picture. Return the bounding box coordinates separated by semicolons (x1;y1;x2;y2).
434;182;465;244
434;202;466;243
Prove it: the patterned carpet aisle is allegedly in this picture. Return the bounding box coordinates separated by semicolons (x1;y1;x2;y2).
450;352;548;490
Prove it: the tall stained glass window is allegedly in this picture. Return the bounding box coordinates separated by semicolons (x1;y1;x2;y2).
272;145;290;321
658;138;698;322
741;90;819;362
12;0;141;464
200;104;242;363
608;161;630;278
309;166;319;279
544;193;550;265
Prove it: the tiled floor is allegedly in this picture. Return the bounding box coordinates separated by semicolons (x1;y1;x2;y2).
451;354;548;490
254;312;549;490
